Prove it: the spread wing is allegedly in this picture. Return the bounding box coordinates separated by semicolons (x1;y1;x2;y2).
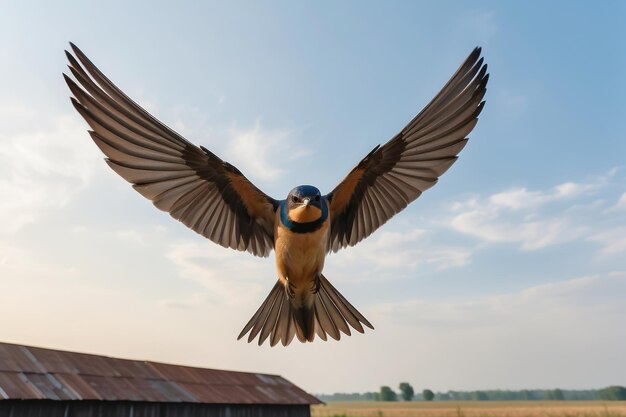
64;43;278;257
326;47;488;252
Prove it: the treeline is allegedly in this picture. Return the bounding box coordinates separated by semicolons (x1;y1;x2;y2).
317;385;626;402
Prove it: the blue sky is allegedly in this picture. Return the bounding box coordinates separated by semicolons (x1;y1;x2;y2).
1;1;625;394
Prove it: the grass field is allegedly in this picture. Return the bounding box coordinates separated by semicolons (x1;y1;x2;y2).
311;401;626;417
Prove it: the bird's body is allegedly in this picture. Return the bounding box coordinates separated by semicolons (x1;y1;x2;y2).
273;189;332;341
274;201;329;300
64;43;489;346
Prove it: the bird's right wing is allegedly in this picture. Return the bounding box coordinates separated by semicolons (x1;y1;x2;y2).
64;43;278;257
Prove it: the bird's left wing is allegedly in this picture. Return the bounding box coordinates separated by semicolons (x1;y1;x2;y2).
64;43;278;257
326;47;488;252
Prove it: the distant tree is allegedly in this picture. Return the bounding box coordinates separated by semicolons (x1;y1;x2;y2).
364;392;378;401
399;382;415;401
470;391;489;401
546;389;564;400
599;386;626;401
448;391;462;401
379;386;397;401
422;389;435;401
438;392;450;401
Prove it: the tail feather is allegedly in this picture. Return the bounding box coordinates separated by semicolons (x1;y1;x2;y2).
258;291;284;346
293;304;316;343
294;318;307;344
237;282;281;343
319;275;374;332
315;317;327;341
318;285;351;337
313;294;341;340
238;274;373;346
270;294;293;347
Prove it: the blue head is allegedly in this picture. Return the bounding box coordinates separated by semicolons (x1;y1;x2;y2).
287;185;322;208
281;185;327;230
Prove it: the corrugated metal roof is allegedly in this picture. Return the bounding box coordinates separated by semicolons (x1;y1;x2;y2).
0;342;320;405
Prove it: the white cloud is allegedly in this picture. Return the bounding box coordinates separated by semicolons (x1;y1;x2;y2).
450;208;587;250
613;192;626;211
225;119;309;182
488;187;547;211
165;239;274;306
448;173;619;251
589;226;626;257
330;228;472;281
374;272;626;329
0;111;99;235
487;180;603;212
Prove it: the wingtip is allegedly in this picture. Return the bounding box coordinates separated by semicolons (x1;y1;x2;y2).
476;100;487;114
69;42;92;67
470;47;483;64
69;96;88;114
62;72;78;94
65;50;83;72
359;315;374;330
236;324;247;340
462;47;483;69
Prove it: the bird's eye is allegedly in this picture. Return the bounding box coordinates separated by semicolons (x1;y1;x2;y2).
315;195;320;202
292;195;298;203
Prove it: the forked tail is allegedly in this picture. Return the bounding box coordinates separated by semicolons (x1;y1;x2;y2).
237;274;373;346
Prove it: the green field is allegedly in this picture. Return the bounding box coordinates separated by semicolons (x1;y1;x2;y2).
311;401;626;417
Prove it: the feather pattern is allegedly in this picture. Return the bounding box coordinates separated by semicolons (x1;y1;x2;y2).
64;43;278;257
326;47;488;252
238;275;372;346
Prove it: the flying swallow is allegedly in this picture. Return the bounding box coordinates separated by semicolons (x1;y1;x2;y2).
64;43;488;347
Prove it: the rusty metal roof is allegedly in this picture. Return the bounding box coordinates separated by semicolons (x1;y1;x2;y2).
0;342;320;404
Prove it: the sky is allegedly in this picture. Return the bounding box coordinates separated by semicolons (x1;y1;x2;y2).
1;0;625;395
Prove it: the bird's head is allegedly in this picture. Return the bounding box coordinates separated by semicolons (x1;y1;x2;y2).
286;185;324;223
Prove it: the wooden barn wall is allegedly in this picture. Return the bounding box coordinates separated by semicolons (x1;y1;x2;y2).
0;400;311;417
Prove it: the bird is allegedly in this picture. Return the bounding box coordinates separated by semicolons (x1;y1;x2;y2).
64;43;488;347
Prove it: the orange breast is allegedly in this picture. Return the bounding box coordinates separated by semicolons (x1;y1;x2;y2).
288;205;322;223
273;210;330;288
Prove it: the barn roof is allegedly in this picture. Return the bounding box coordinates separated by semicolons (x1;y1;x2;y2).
0;342;321;405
